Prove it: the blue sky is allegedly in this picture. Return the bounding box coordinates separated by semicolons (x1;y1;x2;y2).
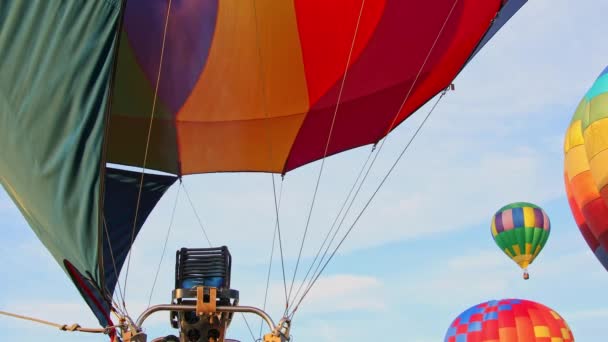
1;0;608;341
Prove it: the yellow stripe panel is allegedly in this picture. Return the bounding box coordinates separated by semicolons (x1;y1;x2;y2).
525;243;532;255
491;219;497;237
533;245;542;258
176;0;309;173
584;118;608;161
523;207;535;227
564;119;584;153
561;328;571;339
564;145;590;182
504;249;514;258
534;326;550;337
513;245;521;256
588;148;608;195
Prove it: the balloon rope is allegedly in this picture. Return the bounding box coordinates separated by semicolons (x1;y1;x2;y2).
147;183;182;308
286;0;368;312
292;90;449;319
250;0;289;308
182;182;213;247
286;146;376;310
289;0;460;317
122;0;173;308
0;310;108;334
101;215;128;316
241;313;257;342
258;180;283;340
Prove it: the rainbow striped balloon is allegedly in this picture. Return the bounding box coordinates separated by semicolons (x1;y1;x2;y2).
564;66;608;271
491;202;550;279
445;299;574;342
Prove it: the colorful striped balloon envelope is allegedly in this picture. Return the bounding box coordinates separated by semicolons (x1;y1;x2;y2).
0;0;528;332
491;202;550;279
445;299;574;342
564;66;608;271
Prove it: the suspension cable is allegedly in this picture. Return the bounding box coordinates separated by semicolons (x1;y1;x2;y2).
290;91;449;318
259;179;284;340
122;0;173;308
147;182;182;308
182;182;212;247
286;0;368;308
287;146;376;308
102;215;128;317
0;310;109;334
241;313;257;342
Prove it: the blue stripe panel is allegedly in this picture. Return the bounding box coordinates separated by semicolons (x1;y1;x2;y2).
499;304;512;311
586;72;608;101
512;207;524;228
456;334;467;342
600;66;608;79
468;321;482;332
595;245;608;271
468;0;528;62
102;167;177;295
484;311;498;320
510;299;521;304
446;326;457;337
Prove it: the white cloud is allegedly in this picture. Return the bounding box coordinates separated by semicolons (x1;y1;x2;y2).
292;274;386;314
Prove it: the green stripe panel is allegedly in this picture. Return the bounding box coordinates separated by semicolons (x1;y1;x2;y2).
494;227;549;261
497;202;540;211
585;92;608;129
0;1;122;282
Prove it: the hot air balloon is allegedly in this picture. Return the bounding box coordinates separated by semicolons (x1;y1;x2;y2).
0;1;528;341
444;299;574;342
564;66;608;271
491;202;550;280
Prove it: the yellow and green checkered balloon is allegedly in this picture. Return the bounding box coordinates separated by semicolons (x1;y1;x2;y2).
491;202;551;279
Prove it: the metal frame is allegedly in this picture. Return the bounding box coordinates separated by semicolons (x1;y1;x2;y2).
136;304;275;331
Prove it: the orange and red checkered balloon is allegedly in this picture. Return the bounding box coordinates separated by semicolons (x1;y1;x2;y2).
445;299;574;342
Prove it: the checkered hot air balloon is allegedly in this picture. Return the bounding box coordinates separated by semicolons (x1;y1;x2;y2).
445;299;574;342
564;66;608;271
491;202;550;280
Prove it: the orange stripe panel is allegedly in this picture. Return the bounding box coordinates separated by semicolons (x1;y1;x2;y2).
177;0;309;173
178;113;306;173
564;144;590;182
571;171;601;208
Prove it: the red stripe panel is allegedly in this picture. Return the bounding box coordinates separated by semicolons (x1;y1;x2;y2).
285;0;500;172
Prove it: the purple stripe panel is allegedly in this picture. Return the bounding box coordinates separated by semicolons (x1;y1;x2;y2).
124;0;218;114
495;213;504;233
533;208;543;228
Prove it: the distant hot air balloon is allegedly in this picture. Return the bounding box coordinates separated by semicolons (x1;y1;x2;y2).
445;298;574;342
564;66;608;271
491;202;550;279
